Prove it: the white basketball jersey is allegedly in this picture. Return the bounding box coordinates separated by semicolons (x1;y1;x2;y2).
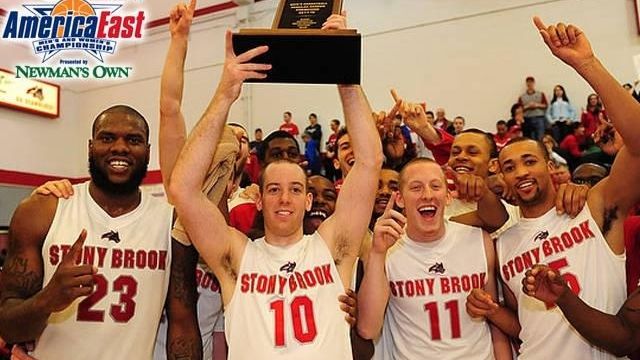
33;182;173;360
224;232;352;360
497;206;626;359
153;263;224;360
378;221;493;360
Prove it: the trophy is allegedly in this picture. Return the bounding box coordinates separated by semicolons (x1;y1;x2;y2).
232;0;361;84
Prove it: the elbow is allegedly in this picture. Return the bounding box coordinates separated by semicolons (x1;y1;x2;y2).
356;324;377;340
159;98;181;118
167;178;189;208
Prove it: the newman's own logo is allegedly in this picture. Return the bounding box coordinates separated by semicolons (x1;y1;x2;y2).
1;0;146;79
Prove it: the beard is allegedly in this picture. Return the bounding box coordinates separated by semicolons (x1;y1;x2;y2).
89;156;147;195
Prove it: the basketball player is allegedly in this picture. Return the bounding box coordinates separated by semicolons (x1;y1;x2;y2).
494;17;640;359
357;158;512;359
168;27;381;360
0;106;200;359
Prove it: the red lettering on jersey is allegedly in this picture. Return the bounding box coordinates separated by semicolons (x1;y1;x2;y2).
60;244;72;260
112;248;123;268
502;264;511;282
278;276;288;295
135;250;146;269
440;278;450;294
579;220;594;238
303;270;316;287
289;274;298;293
321;264;333;283
531;247;541;263
123;249;134;269
266;275;276;294
450;276;461;293
147;250;158;269
426;278;435;295
542;239;553;257
550;236;564;254
405;280;416;297
257;275;268;293
249;273;258;292
389;281;398;296
49;245;60;266
415;279;426;296
314;267;325;285
96;247;108;268
82;246;95;266
158;250;168;270
560;232;574;250
240;274;250;293
294;272;307;290
196;269;204;285
570;227;584;244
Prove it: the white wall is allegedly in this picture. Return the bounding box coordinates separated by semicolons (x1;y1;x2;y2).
2;0;640;179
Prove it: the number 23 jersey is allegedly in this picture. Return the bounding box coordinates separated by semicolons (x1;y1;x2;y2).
33;182;173;360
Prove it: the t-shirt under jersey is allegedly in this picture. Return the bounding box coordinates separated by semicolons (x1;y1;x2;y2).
224;232;352;360
33;182;173;360
497;206;626;360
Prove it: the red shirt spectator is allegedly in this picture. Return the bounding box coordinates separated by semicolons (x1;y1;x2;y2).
279;122;299;136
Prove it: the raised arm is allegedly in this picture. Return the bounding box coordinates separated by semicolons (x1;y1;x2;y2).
523;264;640;357
168;31;270;302
534;17;640;253
357;194;405;339
0;196;95;343
318;85;383;275
159;0;196;199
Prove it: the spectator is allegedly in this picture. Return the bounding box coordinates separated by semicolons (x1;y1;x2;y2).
581;93;605;137
542;134;568;166
305;113;322;151
572;163;608;188
546;84;577;142
518;75;548;140
279;110;299;136
433;107;451;130
302;131;321;175
551;162;571;189
324;119;341;181
449;115;465;135
249;128;263;152
494;120;510;152
560;122;587;168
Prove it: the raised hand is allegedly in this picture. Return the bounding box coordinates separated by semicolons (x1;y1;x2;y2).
486;173;516;205
390;89;430;133
533;16;596;71
216;30;271;102
41;230;97;313
31;179;74;199
169;0;196;39
466;288;499;319
522;264;568;305
372;192;406;254
322;10;347;30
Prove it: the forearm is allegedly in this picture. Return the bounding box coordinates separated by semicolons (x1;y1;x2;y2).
169;93;234;204
476;191;508;233
413;123;440;144
160;36;189;194
337;85;383;168
167;321;203;360
356;252;389;339
0;295;51;343
556;290;639;356
576;58;640;154
490;324;513;360
486;306;521;338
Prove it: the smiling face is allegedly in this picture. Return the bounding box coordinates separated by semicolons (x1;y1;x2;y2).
335;133;355;176
448;132;492;178
374;169;400;217
499;139;555;209
257;161;311;239
89;110;149;194
397;160;451;242
304;176;337;233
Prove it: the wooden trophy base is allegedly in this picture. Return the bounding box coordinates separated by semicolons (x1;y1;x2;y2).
233;29;361;85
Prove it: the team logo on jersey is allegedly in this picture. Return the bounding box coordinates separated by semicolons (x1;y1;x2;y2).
279;261;297;274
101;230;121;243
533;230;549;242
428;262;446;275
1;0;146;79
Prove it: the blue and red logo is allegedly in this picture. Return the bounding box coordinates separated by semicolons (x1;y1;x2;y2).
2;0;146;63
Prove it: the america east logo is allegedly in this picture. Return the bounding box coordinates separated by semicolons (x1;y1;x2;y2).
1;0;146;79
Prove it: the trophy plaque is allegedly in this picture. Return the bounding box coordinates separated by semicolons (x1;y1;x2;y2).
232;0;361;84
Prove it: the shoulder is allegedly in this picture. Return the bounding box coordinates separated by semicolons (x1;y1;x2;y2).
10;193;59;247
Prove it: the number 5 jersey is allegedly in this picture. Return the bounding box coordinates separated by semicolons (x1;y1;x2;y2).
33;182;173;360
497;206;626;360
